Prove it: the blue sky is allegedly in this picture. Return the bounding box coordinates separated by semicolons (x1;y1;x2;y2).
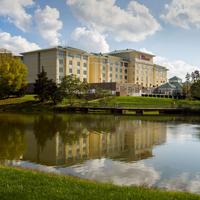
0;0;200;78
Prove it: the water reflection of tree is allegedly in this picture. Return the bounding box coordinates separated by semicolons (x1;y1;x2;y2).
0;118;25;160
33;114;119;149
33;115;60;148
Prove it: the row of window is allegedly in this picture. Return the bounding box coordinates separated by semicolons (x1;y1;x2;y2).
60;67;87;75
59;75;87;82
60;59;88;68
102;67;128;73
58;51;88;60
102;73;127;80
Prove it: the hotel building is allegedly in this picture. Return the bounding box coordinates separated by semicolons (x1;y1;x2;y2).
109;49;167;87
22;46;90;83
22;46;168;93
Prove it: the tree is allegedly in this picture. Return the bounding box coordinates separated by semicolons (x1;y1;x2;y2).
34;68;57;102
184;73;191;98
78;80;89;103
185;73;191;82
0;116;25;160
0;54;27;99
191;70;200;83
49;85;63;105
191;80;200;100
59;75;82;106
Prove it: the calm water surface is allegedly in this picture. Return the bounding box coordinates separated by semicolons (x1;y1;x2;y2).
1;113;200;193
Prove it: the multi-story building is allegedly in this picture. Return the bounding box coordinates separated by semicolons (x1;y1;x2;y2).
22;46;168;94
22;46;90;83
109;49;168;87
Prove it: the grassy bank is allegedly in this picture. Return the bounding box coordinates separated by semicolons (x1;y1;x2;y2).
0;95;200;113
0;95;55;113
90;96;200;109
0;167;199;200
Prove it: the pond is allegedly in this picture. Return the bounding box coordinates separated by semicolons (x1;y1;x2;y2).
0;113;200;194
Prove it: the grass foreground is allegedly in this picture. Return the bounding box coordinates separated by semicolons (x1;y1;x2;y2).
0;95;200;113
0;167;200;200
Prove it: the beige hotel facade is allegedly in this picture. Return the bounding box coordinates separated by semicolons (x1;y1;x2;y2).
22;46;168;91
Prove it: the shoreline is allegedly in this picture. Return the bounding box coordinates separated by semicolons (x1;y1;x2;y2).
0;95;200;115
0;103;200;116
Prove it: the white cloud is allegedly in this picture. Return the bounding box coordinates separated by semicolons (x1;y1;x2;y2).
0;0;34;32
70;27;109;53
155;56;198;80
59;159;160;186
161;0;200;29
66;0;160;42
140;48;198;80
35;6;63;46
160;173;200;194
0;32;40;54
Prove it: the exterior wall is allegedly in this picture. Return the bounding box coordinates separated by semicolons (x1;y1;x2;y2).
89;54;128;84
153;65;168;87
23;49;57;83
23;52;40;83
58;48;89;83
41;50;57;82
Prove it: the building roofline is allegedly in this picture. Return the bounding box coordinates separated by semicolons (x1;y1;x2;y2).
154;64;169;71
169;76;182;80
90;53;129;62
108;49;155;57
21;46;88;55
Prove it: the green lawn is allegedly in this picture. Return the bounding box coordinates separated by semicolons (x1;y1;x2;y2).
88;96;200;108
0;95;35;105
0;167;199;200
0;95;200;112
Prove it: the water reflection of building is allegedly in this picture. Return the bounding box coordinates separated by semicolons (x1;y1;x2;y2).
23;121;167;166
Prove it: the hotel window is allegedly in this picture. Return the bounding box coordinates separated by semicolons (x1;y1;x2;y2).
109;73;112;78
125;69;128;74
120;75;123;80
124;63;128;67
76;54;81;59
59;59;64;65
77;69;80;74
102;73;106;78
58;51;65;57
110;66;112;71
69;68;73;73
69;60;73;65
77;61;80;66
59;67;64;73
68;53;74;58
83;63;87;68
83;55;88;60
59;76;64;81
125;76;127;80
83;70;87;75
120;68;123;73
